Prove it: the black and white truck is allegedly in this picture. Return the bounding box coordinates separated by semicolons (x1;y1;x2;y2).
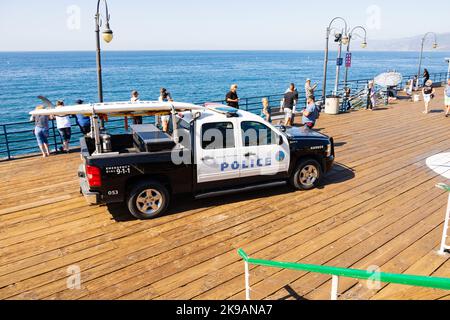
31;102;335;219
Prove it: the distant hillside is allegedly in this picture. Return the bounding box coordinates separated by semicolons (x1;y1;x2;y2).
359;33;450;52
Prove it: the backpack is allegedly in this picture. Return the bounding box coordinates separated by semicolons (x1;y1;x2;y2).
314;103;321;119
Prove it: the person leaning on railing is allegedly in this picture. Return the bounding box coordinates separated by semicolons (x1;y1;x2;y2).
305;79;318;101
159;88;174;132
73;99;91;135
130;90;143;125
30;105;52;158
55;100;72;153
226;84;240;109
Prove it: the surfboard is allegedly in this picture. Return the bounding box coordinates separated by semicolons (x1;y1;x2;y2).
29;100;204;117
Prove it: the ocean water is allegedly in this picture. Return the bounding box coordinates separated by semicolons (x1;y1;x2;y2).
1;50;449;125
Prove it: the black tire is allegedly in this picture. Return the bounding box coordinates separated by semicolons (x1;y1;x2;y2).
289;159;322;190
127;180;170;219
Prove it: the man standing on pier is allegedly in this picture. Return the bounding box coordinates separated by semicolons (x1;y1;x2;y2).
281;83;299;126
226;84;240;109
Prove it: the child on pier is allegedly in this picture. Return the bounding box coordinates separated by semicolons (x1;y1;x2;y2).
260;98;271;122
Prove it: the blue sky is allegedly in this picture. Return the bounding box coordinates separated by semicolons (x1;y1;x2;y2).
1;0;449;51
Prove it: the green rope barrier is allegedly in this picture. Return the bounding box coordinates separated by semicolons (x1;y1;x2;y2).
437;183;450;192
237;249;450;291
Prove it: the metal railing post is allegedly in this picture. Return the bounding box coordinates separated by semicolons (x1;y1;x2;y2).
245;261;251;301
331;275;339;300
3;125;11;160
51;119;59;153
437;184;450;256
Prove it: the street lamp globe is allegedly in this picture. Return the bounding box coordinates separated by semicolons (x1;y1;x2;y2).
433;42;438;49
102;27;113;43
341;35;349;45
361;41;367;49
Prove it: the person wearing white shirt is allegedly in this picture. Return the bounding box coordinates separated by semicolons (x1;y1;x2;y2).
130;90;143;125
55;100;72;153
158;88;174;132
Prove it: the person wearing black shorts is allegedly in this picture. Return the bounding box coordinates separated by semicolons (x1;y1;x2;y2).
282;83;298;126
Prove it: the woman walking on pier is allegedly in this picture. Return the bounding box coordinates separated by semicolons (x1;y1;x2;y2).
30;105;51;158
422;80;435;114
55;100;72;153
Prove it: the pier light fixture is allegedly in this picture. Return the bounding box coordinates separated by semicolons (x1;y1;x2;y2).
95;0;113;108
343;26;368;88
102;27;114;43
95;0;113;128
322;17;349;103
416;32;438;89
341;35;350;46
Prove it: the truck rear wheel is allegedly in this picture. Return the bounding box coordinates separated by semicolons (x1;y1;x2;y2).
290;159;322;190
127;181;170;219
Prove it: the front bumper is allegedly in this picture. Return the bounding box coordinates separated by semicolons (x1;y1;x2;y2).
324;155;335;173
78;165;101;205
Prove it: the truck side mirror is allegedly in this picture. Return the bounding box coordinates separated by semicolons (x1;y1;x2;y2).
278;135;284;146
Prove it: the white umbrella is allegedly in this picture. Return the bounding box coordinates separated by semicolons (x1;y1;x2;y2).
374;72;403;87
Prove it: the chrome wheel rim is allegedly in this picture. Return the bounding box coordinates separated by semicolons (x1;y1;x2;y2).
136;189;163;214
299;165;319;186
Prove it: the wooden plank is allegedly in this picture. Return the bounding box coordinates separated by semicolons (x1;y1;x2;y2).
0;89;449;300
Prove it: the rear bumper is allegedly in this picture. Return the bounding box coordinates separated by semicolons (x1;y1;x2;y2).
78;165;101;205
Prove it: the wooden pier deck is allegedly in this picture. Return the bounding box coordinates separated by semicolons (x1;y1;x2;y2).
0;90;449;300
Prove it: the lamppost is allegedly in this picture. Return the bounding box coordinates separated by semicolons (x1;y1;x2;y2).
322;17;349;104
95;0;114;104
416;32;438;89
343;26;367;88
445;58;450;81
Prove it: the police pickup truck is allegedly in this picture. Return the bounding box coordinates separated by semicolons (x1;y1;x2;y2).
75;103;335;219
48;102;334;220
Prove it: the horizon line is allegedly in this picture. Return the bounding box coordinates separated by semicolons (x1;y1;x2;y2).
1;49;449;53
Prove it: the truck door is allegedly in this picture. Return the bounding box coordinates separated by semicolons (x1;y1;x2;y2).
196;119;240;184
238;120;290;179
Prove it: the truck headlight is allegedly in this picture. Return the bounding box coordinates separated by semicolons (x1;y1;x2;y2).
326;144;332;157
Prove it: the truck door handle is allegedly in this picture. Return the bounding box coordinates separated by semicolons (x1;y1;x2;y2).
201;156;214;161
244;152;256;157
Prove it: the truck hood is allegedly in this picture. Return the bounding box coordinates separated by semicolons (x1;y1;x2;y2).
276;126;330;141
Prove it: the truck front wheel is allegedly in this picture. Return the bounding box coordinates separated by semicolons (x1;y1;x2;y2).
127;181;170;219
289;159;322;190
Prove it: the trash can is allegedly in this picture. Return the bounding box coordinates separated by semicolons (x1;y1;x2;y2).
325;96;340;114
